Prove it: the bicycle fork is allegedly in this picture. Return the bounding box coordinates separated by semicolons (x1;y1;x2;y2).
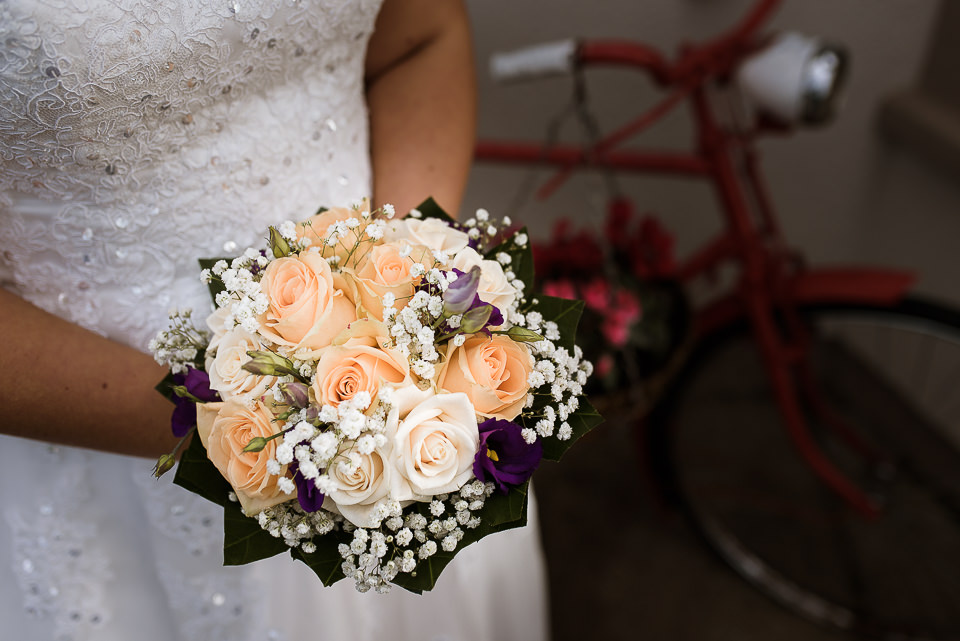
743;291;883;519
695;86;885;519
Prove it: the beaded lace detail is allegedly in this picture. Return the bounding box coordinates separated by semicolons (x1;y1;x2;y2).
1;1;381;639
0;0;380;350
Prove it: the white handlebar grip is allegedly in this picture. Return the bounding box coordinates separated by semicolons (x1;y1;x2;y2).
489;39;577;83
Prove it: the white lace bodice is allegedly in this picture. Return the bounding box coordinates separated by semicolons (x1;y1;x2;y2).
0;0;381;350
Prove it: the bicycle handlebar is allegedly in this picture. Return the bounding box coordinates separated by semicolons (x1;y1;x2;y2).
490;39;671;84
489;39;578;83
489;0;782;87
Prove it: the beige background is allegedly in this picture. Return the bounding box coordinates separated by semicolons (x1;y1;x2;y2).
462;0;959;305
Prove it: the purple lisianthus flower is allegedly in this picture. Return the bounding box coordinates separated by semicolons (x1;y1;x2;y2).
444;266;482;314
184;367;218;401
170;401;195;438
484;304;504;330
289;455;325;512
473;419;543;494
169;368;219;437
440;268;503;335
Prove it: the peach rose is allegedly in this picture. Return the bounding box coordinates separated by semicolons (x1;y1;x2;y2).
257;252;357;357
296;200;370;265
345;241;425;320
207;327;276;401
385;384;479;497
311;331;409;409
196;400;290;516
436;334;534;421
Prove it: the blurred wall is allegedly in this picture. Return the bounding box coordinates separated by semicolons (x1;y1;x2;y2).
463;0;959;304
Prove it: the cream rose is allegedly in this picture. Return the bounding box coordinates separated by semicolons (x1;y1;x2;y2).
257;252;357;357
450;247;518;320
207;327;276;401
324;441;400;527
384;216;469;259
436;334;534;421
311;331;409;409
296;200;370;265
345;241;424;320
204;306;232;371
196;400;289;516
387;384;479;497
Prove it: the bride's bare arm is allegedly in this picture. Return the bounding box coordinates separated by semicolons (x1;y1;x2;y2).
365;0;476;218
0;288;178;457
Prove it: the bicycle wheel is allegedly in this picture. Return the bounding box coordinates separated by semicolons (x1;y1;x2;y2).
649;297;960;639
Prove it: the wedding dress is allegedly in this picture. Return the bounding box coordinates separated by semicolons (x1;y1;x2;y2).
0;1;549;640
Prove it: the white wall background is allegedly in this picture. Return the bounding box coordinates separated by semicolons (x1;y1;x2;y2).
462;0;959;305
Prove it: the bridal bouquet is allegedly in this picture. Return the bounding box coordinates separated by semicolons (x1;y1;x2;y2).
150;199;600;593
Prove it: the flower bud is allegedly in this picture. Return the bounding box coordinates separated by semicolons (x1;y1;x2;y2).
152;453;177;479
268;225;292;258
459;303;493;334
243;350;299;378
243;436;269;453
279;381;310;408
443;266;481;315
171;385;201;403
505;325;545;343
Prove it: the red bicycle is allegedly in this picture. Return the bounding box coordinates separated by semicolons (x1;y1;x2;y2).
475;0;960;638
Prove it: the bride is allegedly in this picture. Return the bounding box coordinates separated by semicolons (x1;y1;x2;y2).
0;1;548;639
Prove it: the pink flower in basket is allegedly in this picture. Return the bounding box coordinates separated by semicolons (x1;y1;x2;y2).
543;279;578;301
601;289;642;347
582;278;610;311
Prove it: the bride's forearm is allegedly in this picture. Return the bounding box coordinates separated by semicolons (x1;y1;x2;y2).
365;0;476;218
0;288;178;458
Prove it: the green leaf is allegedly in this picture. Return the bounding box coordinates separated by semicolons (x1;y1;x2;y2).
223;501;290;565
172;431;233;508
486;227;534;298
391;482;530;593
290;529;352;587
198;257;229;303
172;433;294;566
527;295;584;351
540;397;604;461
154;370;179;403
481;478;530;527
413;197;456;223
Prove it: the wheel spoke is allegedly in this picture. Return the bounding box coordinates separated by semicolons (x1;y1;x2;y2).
660;299;960;639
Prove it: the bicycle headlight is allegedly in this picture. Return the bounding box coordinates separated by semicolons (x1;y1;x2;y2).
736;32;848;126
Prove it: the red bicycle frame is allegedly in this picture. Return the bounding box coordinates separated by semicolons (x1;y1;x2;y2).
474;0;915;517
